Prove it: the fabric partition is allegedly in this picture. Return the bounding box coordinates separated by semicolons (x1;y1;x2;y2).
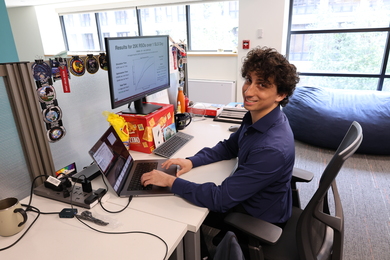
0;63;55;185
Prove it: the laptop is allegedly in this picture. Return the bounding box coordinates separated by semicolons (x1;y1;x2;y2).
88;126;177;197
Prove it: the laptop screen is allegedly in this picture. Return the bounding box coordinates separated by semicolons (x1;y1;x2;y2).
89;126;133;194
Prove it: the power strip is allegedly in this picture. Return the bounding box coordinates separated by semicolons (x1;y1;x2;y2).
34;183;98;209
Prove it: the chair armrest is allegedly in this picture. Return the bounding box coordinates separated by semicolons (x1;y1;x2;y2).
292;167;314;183
224;212;282;245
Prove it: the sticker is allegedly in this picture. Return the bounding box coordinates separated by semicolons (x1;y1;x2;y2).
42;105;62;123
32;61;52;84
152;125;164;148
68;56;85;76
99;53;108;71
137;124;144;131
37;85;56;103
158;116;168;127
47;126;66;143
142;126;153;142
50;59;61;82
149;117;156;127
85;54;99;74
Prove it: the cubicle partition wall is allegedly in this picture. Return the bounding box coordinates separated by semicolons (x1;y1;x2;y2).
0;61;123;198
0;59;178;199
0;63;54;198
40;62;122;173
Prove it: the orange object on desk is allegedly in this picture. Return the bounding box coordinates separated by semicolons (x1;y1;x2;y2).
177;86;186;113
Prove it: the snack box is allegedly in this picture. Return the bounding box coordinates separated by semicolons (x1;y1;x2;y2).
118;102;174;154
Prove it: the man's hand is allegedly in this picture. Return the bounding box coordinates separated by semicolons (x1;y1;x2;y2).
141;170;176;187
141;158;193;188
161;158;193;176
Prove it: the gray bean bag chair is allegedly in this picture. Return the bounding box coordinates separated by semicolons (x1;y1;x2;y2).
283;86;390;155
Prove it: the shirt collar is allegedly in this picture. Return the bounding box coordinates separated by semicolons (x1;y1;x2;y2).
243;106;282;133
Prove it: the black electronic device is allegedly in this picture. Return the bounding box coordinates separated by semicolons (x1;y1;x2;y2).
34;184;100;209
59;208;77;218
105;35;171;115
71;163;101;183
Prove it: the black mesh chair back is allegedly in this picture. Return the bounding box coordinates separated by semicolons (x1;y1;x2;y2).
296;121;363;259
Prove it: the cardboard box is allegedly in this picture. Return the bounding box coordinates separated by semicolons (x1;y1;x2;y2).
118;103;174;154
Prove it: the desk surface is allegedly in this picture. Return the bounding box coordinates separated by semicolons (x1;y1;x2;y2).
0;118;236;259
106;118;237;232
0;190;187;260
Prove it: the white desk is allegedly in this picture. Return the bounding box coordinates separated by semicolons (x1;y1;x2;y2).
104;118;237;260
0;119;236;260
0;194;187;260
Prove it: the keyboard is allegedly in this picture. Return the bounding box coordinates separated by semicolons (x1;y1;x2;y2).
127;162;157;191
153;132;194;158
214;107;247;124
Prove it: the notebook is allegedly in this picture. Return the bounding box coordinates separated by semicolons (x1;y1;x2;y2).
88;126;177;197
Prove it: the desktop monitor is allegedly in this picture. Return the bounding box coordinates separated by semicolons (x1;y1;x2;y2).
105;35;170;114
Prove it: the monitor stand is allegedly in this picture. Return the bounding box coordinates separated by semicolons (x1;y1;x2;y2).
121;99;162;115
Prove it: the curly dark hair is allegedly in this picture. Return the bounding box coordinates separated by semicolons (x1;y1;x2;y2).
241;46;299;107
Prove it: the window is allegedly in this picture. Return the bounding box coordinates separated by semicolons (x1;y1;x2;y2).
139;5;186;42
97;9;138;50
61;12;100;51
287;0;390;91
60;1;239;53
82;33;95;50
115;11;129;25
189;2;239;51
80;14;91;27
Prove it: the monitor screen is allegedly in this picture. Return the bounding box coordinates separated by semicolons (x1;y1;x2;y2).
105;35;171;114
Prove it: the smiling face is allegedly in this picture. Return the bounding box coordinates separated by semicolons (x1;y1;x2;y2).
242;71;286;123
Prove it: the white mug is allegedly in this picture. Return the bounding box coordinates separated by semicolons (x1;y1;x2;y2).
0;197;28;237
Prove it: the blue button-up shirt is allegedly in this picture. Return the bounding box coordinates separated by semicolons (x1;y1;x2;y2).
171;106;295;224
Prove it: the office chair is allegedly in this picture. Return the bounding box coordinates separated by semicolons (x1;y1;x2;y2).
224;121;363;260
291;167;313;208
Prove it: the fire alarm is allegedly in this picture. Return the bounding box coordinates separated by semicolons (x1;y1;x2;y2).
243;40;250;49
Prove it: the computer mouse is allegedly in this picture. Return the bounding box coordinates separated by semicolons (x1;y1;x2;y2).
228;125;240;132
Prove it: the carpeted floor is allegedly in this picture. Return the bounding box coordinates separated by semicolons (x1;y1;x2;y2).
202;140;390;259
294;140;390;260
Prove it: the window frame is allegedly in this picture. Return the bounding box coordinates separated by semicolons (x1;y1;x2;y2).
59;1;239;53
286;0;390;91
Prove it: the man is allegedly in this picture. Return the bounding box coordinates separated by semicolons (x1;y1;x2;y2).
141;46;299;252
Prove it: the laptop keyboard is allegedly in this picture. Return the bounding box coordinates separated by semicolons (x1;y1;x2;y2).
153;132;194;158
127;162;158;191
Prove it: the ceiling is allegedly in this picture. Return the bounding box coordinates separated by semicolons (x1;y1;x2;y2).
5;0;82;8
4;0;156;8
4;0;195;8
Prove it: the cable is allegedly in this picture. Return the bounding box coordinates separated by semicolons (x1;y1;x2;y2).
70;172;169;259
1;173;169;259
97;173;132;213
74;215;169;260
0;174;47;251
99;194;133;214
